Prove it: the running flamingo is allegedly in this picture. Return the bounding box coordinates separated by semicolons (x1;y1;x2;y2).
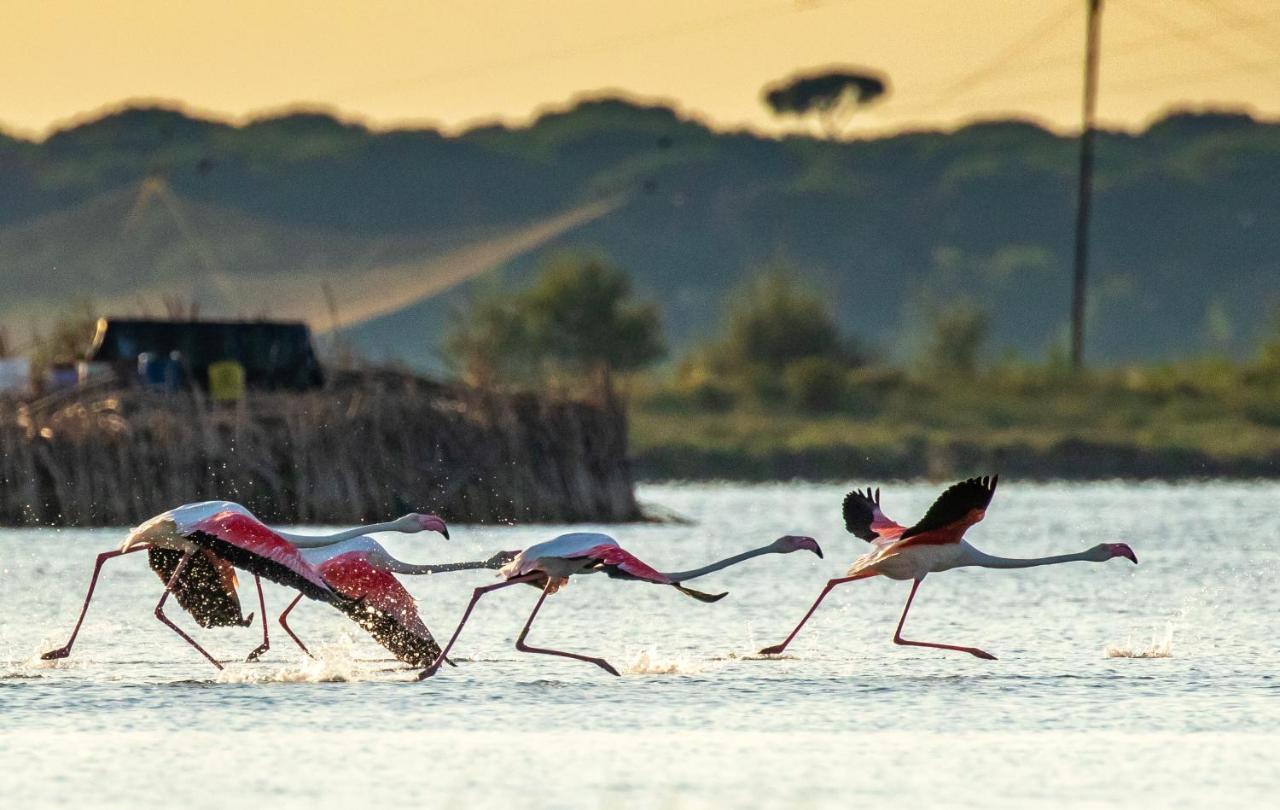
279;538;519;665
757;476;1138;660
41;501;449;669
419;532;824;678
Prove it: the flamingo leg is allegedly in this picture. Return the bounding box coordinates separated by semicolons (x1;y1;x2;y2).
892;578;997;661
277;593;313;658
153;551;224;670
758;573;874;656
514;585;620;677
41;545;151;660
244;575;270;662
417;573;541;680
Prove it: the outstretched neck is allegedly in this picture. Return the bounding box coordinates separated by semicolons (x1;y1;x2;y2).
384;558;498;576
663;544;778;583
276;521;405;549
960;544;1095;570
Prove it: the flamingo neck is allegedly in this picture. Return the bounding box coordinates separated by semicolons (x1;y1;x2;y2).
385;558;502;576
275;521;405;549
960;545;1095;570
662;544;779;583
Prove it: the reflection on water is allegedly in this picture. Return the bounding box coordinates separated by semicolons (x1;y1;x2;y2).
1;481;1277;808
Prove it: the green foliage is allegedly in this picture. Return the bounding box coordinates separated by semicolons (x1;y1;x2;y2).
443;254;664;391
711;269;850;372
917;302;990;376
782;357;846;412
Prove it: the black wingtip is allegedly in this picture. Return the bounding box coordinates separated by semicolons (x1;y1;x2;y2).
674;584;729;603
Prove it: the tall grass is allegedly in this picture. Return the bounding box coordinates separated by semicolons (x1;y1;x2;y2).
0;379;639;527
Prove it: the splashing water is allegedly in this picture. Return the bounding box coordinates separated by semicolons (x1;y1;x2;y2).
1105;625;1174;659
623;647;703;675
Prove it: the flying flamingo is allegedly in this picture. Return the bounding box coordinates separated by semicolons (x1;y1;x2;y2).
419;532;824;679
41;501;449;670
279;538;519;665
758;476;1138;660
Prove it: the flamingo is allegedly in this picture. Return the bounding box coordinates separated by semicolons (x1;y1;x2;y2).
757;476;1138;660
41;501;449;670
279;538;519;665
419;532;824;679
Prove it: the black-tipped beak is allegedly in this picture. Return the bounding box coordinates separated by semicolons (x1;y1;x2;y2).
441;527;450;540
812;542;824;559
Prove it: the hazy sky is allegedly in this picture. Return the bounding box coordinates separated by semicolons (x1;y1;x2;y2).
5;0;1279;138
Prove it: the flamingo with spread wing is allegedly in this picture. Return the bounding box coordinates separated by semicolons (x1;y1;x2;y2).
419;531;824;678
758;476;1138;660
41;501;451;669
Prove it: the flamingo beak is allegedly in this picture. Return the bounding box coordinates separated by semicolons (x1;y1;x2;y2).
418;515;450;539
1109;543;1137;564
800;537;823;558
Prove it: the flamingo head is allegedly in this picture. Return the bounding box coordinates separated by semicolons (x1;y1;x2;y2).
396;513;450;539
1090;542;1137;564
772;535;823;558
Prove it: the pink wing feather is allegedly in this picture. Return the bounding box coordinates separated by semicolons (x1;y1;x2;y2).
187;510;334;598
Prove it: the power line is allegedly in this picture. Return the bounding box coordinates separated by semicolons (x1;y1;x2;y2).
1122;0;1266;71
1183;0;1280;54
331;0;857;99
922;0;1080;104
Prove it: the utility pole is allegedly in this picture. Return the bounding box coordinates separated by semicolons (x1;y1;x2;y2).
1070;0;1103;371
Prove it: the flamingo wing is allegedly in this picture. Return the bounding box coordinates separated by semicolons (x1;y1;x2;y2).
184;510;337;603
897;475;999;547
147;547;249;628
318;553;440;666
574;543;672;584
843;487;906;544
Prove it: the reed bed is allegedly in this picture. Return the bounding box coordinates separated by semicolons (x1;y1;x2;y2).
0;379;640;527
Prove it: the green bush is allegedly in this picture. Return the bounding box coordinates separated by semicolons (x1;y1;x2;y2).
783;357;846;412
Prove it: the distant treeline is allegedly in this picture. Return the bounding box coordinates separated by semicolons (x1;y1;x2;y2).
0;380;639;527
1;98;1277;365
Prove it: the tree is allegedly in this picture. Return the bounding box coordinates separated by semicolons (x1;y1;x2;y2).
444;254;664;396
714;269;849;371
763;68;889;138
919;302;989;376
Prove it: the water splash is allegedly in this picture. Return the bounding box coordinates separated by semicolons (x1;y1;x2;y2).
623;647;702;675
213;638;390;683
1105;625;1174;659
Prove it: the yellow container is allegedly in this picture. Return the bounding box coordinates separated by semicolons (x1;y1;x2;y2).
208;359;246;404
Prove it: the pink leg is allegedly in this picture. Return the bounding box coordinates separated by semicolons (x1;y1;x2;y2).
893;578;997;660
244;575;270;662
277;593;313;658
515;586;620;676
41;545;150;660
153;552;224;670
758;573;875;656
417;574;540;680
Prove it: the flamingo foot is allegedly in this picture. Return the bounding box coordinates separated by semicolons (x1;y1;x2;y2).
40;646;72;660
245;644;269;662
596;659;621;677
968;648;998;661
757;644;787;656
416;664;441;681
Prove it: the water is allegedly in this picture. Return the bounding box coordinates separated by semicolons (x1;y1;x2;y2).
1;482;1277;808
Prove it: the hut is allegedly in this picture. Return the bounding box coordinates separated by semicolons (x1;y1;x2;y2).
86;318;324;392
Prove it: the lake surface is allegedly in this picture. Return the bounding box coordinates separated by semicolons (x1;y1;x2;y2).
1;482;1276;808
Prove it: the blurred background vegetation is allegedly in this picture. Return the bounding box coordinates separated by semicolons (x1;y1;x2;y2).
4;97;1280;479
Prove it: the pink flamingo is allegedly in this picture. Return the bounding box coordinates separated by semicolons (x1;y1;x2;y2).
280;538;518;665
41;501;449;669
758;476;1139;660
419;532;824;679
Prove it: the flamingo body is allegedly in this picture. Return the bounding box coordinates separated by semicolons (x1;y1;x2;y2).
126;502;336;602
501;532;671;585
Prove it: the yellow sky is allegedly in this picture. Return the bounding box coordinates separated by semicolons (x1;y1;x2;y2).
4;0;1279;139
